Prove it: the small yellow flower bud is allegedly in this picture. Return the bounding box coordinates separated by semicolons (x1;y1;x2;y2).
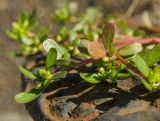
102;56;109;62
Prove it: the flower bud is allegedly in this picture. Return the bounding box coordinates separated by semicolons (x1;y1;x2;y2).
102;56;109;62
99;67;105;74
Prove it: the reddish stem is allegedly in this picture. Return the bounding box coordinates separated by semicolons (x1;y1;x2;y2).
115;52;147;80
62;58;96;71
114;37;160;49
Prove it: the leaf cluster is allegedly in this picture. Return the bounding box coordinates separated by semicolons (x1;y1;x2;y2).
7;11;50;56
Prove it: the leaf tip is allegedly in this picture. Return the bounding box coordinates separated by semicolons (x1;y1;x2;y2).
102;22;116;50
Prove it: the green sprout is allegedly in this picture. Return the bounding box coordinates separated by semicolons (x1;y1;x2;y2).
80;23;160;92
6;11;50;56
15;46;67;103
148;66;160;89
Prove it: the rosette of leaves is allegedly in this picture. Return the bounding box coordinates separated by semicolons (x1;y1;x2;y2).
7;11;50;56
80;22;122;83
80;23;160;91
15;39;69;103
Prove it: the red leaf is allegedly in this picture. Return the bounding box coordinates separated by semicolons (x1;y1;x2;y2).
88;41;106;59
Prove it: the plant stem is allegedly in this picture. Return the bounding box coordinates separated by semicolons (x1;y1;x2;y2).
114;37;160;49
61;58;96;71
115;52;147;80
58;51;148;82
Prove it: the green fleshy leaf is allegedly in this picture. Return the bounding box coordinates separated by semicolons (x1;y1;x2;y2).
50;71;67;80
46;48;57;71
14;88;41;103
6;31;19;40
148;66;160;89
69;31;77;42
21;35;34;45
13;22;20;31
139;44;160;66
119;43;142;56
117;73;130;80
80;73;101;84
132;54;150;77
63;52;70;59
108;48;117;57
43;79;51;88
43;39;64;59
18;66;36;79
37;69;50;80
102;23;116;50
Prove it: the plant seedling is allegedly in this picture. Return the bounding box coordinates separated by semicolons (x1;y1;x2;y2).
6;11;50;56
80;23;160;91
15;47;67;103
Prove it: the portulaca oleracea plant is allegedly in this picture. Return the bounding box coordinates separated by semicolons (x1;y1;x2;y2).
14;22;160;103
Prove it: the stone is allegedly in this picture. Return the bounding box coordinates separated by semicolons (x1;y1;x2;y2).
111;100;157;116
52;102;77;120
95;112;122;121
119;111;160;121
69;102;100;121
97;111;160;121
